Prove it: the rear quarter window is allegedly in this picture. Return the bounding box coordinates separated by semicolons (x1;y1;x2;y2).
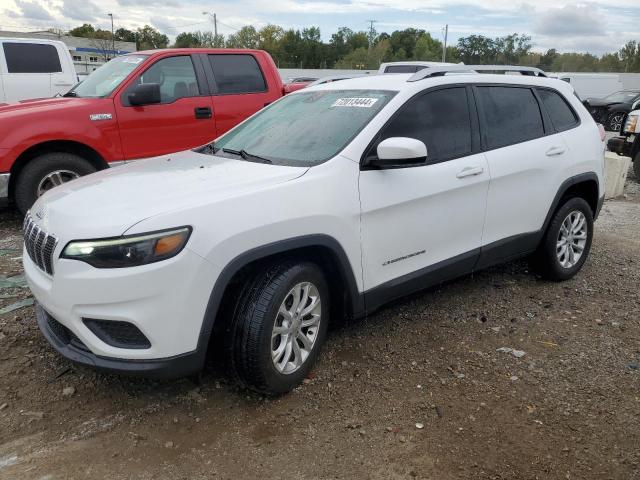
537;88;579;132
3;42;62;73
208;54;267;94
476;86;545;150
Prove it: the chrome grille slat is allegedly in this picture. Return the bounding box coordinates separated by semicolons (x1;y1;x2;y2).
22;214;58;275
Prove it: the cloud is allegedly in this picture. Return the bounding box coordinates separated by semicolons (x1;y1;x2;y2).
117;0;179;7
533;4;606;37
59;0;102;22
7;0;54;20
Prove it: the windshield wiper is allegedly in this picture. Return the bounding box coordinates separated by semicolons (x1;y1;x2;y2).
222;148;272;164
63;91;78;97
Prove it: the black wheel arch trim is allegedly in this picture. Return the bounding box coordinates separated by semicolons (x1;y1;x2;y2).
196;234;364;354
542;172;601;229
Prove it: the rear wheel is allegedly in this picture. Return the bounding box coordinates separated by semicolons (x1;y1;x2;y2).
225;262;329;395
14;152;96;215
532;197;594;281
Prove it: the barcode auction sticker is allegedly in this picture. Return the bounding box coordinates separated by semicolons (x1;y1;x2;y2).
331;97;379;108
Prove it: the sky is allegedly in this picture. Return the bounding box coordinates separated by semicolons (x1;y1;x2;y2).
0;0;639;55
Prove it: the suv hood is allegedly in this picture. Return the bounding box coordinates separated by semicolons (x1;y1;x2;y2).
32;150;308;238
586;99;627;108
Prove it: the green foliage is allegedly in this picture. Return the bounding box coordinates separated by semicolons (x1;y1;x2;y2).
67;22;640;72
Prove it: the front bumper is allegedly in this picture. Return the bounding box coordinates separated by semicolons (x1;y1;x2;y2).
0;172;9;199
25;244;220;376
36;303;206;378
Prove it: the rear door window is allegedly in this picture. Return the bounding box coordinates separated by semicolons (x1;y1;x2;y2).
537;88;579;132
372;87;472;163
3;42;61;73
208;54;267;94
476;86;545;150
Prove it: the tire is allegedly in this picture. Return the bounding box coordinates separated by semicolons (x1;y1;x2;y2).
532;197;594;281
225;262;329;395
14;152;96;215
606;112;625;132
634;152;640;182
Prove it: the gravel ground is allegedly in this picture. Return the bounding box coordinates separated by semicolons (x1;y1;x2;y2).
0;168;639;480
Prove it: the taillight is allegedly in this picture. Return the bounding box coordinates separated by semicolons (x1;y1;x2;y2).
597;123;606;142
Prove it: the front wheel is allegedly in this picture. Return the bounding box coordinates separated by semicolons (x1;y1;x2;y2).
14;152;96;215
226;262;329;395
532;197;594;281
607;112;625;132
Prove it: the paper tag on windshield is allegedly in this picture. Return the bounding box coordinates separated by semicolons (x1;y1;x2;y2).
332;97;379;108
122;57;144;64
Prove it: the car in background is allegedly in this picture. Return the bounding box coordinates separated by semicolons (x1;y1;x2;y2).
378;61;458;74
585;90;640;132
283;77;318;94
0;38;77;103
0;48;284;214
607;109;640;180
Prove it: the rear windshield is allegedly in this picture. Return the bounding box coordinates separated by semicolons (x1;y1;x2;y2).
212;89;395;166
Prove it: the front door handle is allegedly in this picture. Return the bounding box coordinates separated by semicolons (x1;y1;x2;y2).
546;146;566;156
194;106;212;119
456;166;484;179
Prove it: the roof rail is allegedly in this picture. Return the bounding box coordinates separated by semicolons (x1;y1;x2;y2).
407;65;547;82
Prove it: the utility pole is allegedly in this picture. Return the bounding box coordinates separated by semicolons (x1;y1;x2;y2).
203;11;217;38
442;24;448;63
366;19;377;48
108;13;115;60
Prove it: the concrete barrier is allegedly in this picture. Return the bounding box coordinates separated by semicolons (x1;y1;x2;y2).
604;151;631;199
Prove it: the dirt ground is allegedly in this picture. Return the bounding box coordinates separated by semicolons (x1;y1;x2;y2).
0;168;639;480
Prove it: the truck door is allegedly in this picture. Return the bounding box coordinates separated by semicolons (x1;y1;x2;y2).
115;54;216;160
204;53;277;135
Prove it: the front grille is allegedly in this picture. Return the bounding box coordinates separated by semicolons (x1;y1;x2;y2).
83;319;151;349
23;214;58;275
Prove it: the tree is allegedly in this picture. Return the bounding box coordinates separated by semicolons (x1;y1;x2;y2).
136;25;169;50
413;33;442;61
174;32;201;48
388;28;425;59
259;24;284;64
226;26;259;49
114;28;136;43
457;35;497;64
69;23;95;38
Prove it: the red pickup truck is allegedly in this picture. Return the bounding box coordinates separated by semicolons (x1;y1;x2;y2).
0;48;284;213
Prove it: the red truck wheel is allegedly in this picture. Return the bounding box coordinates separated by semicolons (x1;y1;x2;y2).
14;152;96;215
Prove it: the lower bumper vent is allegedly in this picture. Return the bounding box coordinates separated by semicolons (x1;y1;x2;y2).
83;319;151;349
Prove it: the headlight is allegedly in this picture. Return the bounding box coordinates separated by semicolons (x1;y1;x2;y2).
61;227;191;268
624;114;638;134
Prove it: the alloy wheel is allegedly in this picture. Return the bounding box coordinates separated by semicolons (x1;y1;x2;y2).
556;210;588;268
271;282;322;374
37;170;80;197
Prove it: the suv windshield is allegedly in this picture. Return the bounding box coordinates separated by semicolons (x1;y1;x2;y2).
603;91;640;103
68;55;148;98
212;89;395;166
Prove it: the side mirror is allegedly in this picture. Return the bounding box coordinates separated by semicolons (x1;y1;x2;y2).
369;137;428;168
128;83;161;106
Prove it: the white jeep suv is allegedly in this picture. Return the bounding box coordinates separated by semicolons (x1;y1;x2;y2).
24;66;605;394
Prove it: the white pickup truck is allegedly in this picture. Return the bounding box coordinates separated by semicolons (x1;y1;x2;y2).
0;38;77;102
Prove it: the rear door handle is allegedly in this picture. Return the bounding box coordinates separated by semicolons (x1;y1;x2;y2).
546;146;566;156
194;106;212;119
456;166;484;179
